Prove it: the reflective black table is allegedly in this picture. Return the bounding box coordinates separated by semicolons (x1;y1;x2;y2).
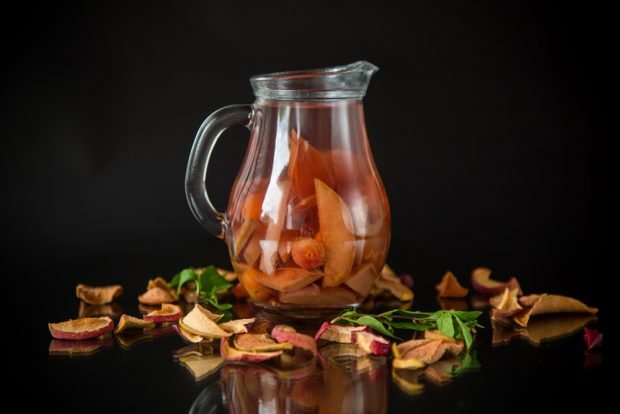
28;253;606;413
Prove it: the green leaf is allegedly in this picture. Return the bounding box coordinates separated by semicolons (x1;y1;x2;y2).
381;309;432;319
176;269;198;295
390;321;431;331
454;315;473;349
453;311;482;322
168;272;181;288
198;266;232;296
437;312;455;338
343;315;401;340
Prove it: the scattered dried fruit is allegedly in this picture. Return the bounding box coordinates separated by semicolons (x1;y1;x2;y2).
219;318;256;334
352;331;390;356
490;288;522;318
514;294;598;327
315;322;369;343
436;271;468;298
470;267;521;296
138;287;176;305
371;265;414;301
234;333;293;352
271;325;318;355
75;284;123;305
174;323;206;344
220;337;283;362
49;317;114;340
143;303;183;323
114;314;155;334
179;304;231;338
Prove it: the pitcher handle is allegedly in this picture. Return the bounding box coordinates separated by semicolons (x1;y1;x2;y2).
185;104;253;238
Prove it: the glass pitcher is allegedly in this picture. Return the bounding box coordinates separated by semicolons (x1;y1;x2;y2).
186;61;390;316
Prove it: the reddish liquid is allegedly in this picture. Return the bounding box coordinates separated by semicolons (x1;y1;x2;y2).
226;100;390;310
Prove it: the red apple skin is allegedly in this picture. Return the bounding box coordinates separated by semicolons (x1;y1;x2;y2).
271;325;317;355
471;268;522;296
48;317;114;340
143;311;183;323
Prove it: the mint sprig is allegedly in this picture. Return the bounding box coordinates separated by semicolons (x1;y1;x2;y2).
169;266;233;311
332;309;482;349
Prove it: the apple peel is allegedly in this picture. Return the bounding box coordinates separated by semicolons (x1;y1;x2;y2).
314;322;368;343
114;314;155;334
174;324;206;344
436;271;469;298
179;304;231;338
490;288;523;318
219;318;256;334
49;317;114;340
513;294;598;327
471;267;521;296
138;287;176;305
144;303;183;323
234;333;293;352
271;325;318;355
352;331;390;356
220;337;283;362
76;284;123;305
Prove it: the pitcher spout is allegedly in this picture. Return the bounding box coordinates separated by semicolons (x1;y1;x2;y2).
250;60;379;100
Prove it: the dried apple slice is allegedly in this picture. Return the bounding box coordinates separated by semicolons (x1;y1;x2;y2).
271;325;318;355
513;294;598;327
233;219;259;258
352;331;390;356
75;284;123;305
372;265;414;301
345;263;378;297
220;337;283;362
234;333;293;352
288;130;335;199
174;323;205;344
401;340;446;365
179;304;231;338
260;181;291;275
489;288;522;318
255;267;323;293
392;357;425;370
219;318;256;334
147;276;171;290
315;322;369;343
114;314;155;334
138;287;176;305
49;317;114;340
279;285;357;306
143;303;183;323
179;354;224;381
315;179;355;286
471;267;521;296
240;267;275;302
435;271;468;298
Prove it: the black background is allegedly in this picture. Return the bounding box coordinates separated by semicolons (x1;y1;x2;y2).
1;1;612;408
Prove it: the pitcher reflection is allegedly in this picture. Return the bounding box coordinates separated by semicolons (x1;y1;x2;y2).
220;354;387;413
